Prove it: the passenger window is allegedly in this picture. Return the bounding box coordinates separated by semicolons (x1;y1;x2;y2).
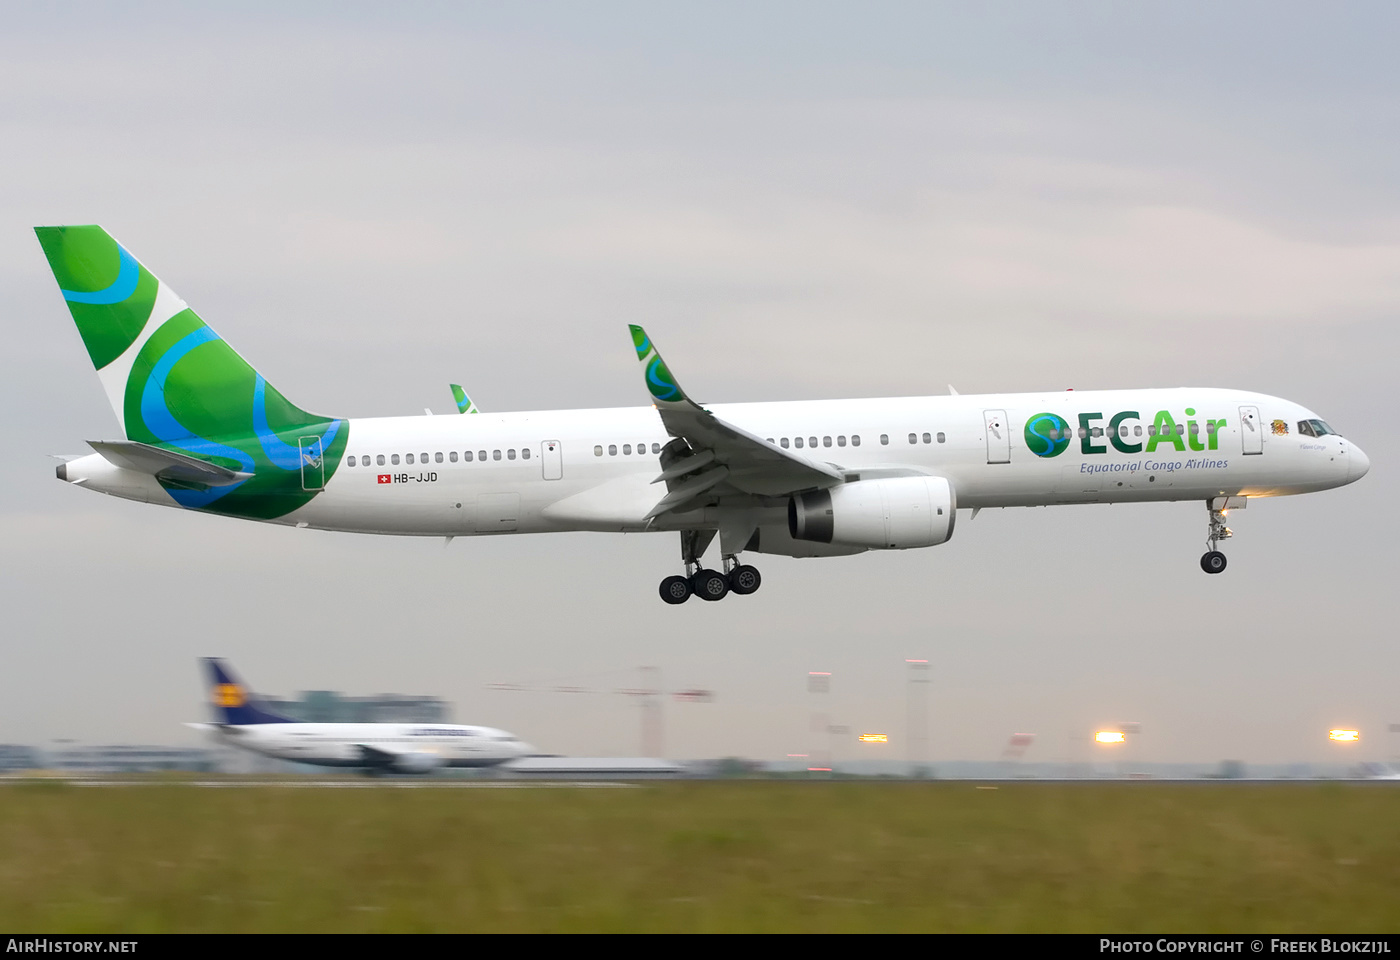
522;448;531;459
1135;425;1143;437
1188;423;1198;434
823;436;832;447
1176;424;1185;436
852;435;861;446
493;450;502;461
809;437;817;448
780;438;789;448
609;444;617;456
1147;426;1157;436
449;451;458;462
909;433;917;444
347;456;357;467
435;452;444;463
880;434;888;445
391;454;400;465
377;455;385;466
464;451;473;462
837;436;846;447
922;433;931;444
595;445;603;456
421;452;429;462
936;432;945;443
406;453;415;464
652;443;661;454
1206;423;1216;434
507;449;516;460
623;444;632;455
1090;428;1102;438
638;441;646;453
1076;428;1087;439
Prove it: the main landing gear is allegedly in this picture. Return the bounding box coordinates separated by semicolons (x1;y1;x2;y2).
1200;499;1234;575
659;530;762;604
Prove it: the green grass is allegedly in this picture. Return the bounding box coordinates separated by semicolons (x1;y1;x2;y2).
0;780;1396;932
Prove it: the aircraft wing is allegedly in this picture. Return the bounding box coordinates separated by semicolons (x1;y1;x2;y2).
88;439;253;487
629;325;844;504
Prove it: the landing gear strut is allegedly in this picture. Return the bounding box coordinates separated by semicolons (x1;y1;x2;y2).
657;531;762;604
1200;499;1233;575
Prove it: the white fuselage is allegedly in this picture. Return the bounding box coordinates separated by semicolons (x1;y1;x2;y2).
209;722;536;769
66;387;1369;546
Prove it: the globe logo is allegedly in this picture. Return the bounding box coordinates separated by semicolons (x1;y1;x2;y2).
1024;413;1071;458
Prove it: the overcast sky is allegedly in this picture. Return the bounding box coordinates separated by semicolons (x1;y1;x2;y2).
2;2;1396;767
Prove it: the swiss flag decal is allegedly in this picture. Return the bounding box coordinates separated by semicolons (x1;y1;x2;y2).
377;474;392;484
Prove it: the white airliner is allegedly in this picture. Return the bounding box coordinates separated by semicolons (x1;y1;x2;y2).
189;659;537;773
41;226;1370;603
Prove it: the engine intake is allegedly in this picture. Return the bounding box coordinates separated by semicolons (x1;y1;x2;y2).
788;477;955;549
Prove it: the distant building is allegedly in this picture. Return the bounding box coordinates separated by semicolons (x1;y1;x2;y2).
262;691;450;724
0;744;39;772
49;745;215;773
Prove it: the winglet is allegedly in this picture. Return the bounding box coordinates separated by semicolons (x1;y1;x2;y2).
450;384;479;414
629;325;691;408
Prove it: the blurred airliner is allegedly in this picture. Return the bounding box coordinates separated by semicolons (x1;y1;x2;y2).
41;226;1369;603
188;658;536;774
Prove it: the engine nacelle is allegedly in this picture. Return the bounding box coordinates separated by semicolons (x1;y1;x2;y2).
391;752;446;774
788;477;955;549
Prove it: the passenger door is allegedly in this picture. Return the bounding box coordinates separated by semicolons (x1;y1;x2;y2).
541;440;563;480
983;409;1011;464
1239;405;1263;455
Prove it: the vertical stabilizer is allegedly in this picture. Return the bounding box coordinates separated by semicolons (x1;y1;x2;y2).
202;658;295;725
37;226;349;518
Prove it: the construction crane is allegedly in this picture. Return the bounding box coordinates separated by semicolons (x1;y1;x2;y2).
486;666;713;758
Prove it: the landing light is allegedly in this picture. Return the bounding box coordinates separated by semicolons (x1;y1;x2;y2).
1095;731;1126;744
858;734;888;743
1329;729;1360;742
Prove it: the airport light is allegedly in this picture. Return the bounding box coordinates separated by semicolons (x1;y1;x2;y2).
1095;731;1126;744
858;734;889;743
1329;729;1360;742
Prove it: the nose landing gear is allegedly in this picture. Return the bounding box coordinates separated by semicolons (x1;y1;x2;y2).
1200;498;1243;575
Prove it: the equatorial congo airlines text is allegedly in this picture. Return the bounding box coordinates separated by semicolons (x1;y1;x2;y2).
1025;406;1232;477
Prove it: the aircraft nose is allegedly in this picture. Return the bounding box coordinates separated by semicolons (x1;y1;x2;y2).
1350;443;1371;481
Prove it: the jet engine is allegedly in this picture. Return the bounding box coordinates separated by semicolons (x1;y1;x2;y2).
788;476;955;549
390;751;446;774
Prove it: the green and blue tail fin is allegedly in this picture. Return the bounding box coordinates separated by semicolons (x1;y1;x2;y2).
36;225;348;518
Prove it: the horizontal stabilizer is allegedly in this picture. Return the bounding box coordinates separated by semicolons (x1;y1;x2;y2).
88;439;253;487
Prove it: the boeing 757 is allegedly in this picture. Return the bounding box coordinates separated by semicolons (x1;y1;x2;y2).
188;658;536;773
40;226;1369;603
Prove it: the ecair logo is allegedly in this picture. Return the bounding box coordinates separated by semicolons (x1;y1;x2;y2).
1024;408;1229;458
214;683;246;708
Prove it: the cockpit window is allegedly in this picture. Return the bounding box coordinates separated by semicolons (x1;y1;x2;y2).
1298;419;1339;438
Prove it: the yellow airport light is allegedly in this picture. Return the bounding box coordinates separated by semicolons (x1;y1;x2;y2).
1095;731;1126;744
858;734;888;743
1329;729;1360;742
